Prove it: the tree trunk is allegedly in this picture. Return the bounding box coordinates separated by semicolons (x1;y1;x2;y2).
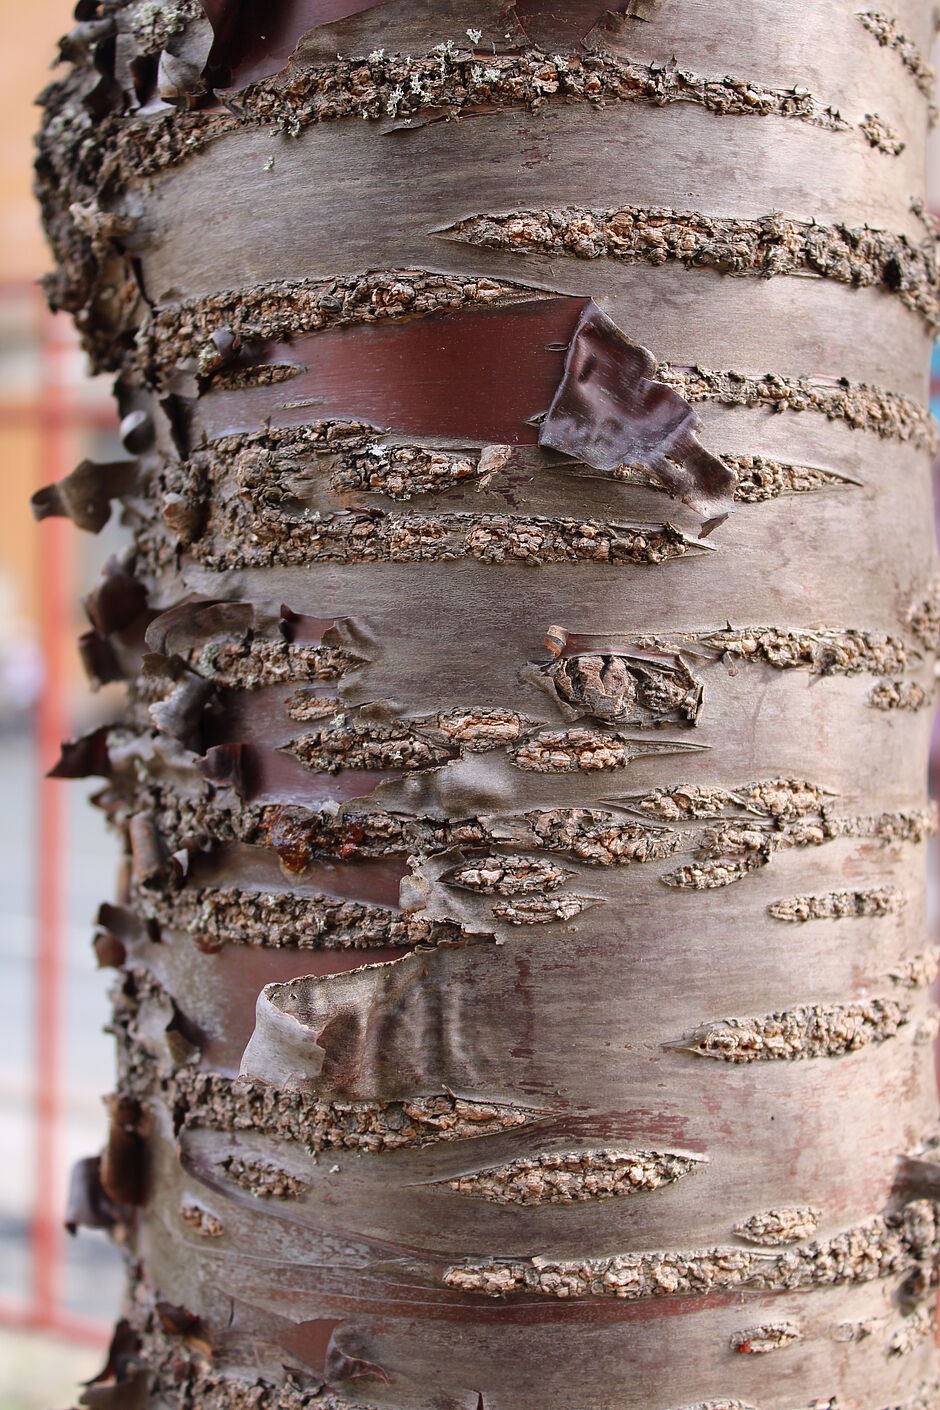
36;2;940;1407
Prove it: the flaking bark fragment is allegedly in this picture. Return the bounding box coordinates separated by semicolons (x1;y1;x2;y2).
31;458;138;534
441;1147;704;1205
547;650;703;726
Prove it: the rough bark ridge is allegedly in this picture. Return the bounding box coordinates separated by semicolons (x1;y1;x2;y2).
35;2;940;1407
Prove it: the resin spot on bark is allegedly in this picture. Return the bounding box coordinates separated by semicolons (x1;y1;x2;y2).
438;1148;705;1205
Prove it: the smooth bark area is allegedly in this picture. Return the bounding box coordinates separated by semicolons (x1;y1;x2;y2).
36;2;940;1407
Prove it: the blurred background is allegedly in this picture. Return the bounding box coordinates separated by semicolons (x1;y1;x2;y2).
1;5;126;1405
1;7;940;1409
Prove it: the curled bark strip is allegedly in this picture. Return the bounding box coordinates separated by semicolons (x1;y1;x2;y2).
48;725;114;780
83;556;149;637
31;458;137;534
241;950;485;1097
65;1154;126;1234
539;300;736;526
440;1148;705;1205
442;206;940;329
100;1095;149;1207
685;996;913;1062
733;1207;821;1246
202;0;386;91
443;1199;940;1299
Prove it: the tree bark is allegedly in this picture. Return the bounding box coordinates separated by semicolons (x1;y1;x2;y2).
36;2;940;1407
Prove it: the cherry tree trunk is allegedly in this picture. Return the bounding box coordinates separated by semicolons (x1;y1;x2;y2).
36;2;940;1407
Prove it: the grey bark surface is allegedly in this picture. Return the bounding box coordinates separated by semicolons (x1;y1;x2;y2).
35;2;940;1407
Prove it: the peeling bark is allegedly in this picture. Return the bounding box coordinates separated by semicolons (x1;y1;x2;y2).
37;1;940;1407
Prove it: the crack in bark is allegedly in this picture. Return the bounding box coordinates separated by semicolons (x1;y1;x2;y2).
859;111;906;154
133;881;458;951
439;1147;705;1205
218;1154;307;1200
120;1042;539;1153
657;367;934;448
733;1207;821;1246
442;206;940;328
858;12;936;99
768;887;906;922
183;507;702;570
442;1199;940;1298
148;272;533;383
730;1322;802;1354
75;47;854;196
685;996;915;1062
